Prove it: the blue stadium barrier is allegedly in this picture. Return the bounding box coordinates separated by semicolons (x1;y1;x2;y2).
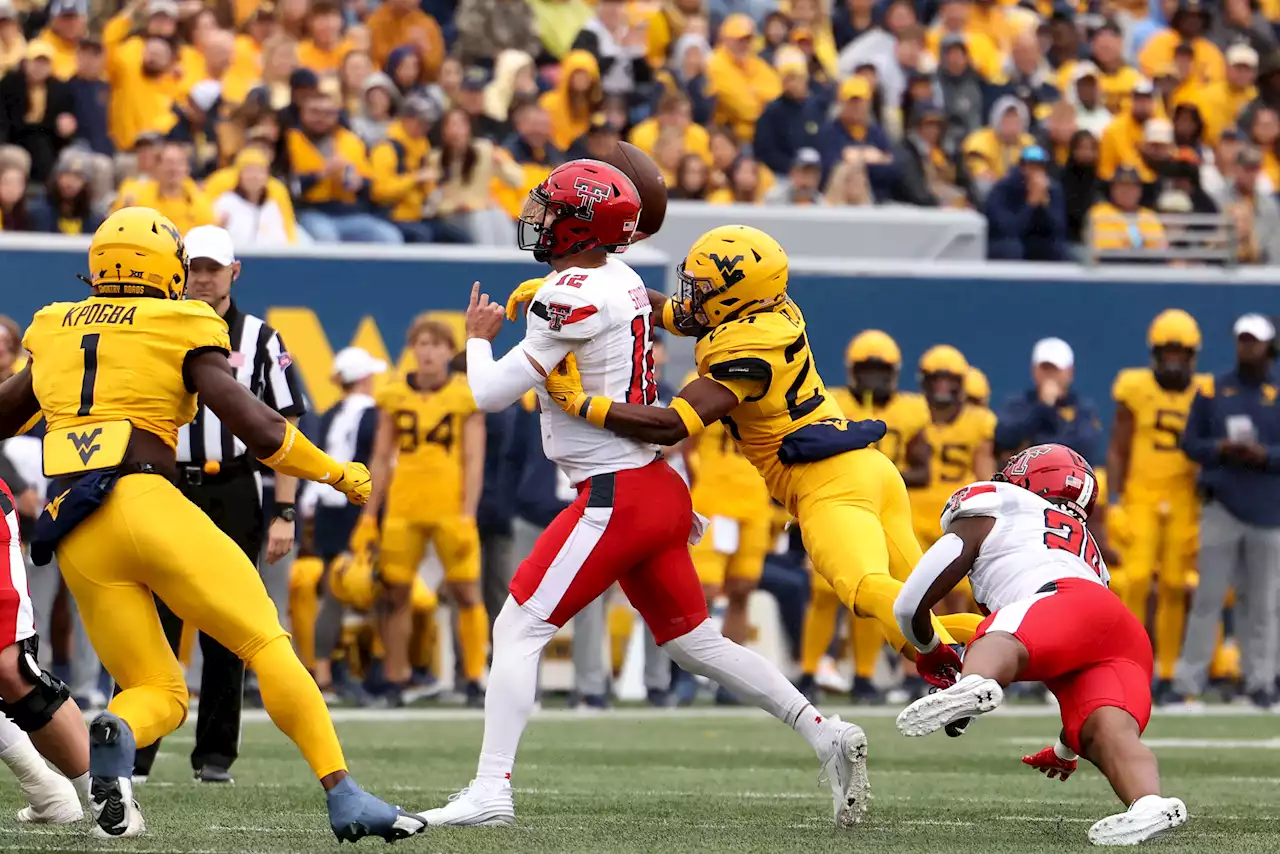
5;236;1280;441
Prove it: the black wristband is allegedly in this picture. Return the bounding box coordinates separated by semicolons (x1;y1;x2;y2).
274;502;296;522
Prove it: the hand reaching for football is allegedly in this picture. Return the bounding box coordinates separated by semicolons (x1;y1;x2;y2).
466;281;505;342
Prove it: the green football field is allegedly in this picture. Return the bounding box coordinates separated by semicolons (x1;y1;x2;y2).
5;706;1278;853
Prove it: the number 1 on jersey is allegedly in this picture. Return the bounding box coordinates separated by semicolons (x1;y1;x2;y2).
78;333;100;416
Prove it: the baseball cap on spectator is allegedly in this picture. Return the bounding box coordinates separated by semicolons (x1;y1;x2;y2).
792;147;822;170
48;0;87;16
1032;337;1074;370
189;80;222;112
1112;165;1143;184
1132;77;1155;96
1235;313;1276;342
1237;145;1263;168
148;0;179;17
134;130;164;147
26;41;54;62
332;347;387;384
588;112;622;134
789;26;814;44
1020;144;1050;165
719;13;755;40
775;48;807;77
185;226;236;266
1143;118;1174;144
839;75;872;101
1071;60;1099;81
1221;126;1242;141
1227;43;1259;68
941;33;968;52
289;67;319;90
55;148;89;175
0;1;16;21
910;99;945;124
235;147;271;169
1154;62;1181;80
399;93;440;123
461;67;489;92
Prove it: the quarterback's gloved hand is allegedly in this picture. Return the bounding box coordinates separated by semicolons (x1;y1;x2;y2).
1022;745;1077;781
505;277;545;322
334;462;373;506
915;642;964;689
348;514;379;553
545;354;612;428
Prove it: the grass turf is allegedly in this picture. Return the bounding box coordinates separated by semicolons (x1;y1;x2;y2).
5;706;1278;853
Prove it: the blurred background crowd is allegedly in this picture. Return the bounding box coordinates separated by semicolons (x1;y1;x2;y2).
0;0;1278;259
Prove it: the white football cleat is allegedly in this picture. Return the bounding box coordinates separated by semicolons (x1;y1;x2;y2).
1088;795;1187;846
418;779;515;827
896;675;1003;737
818;716;869;827
89;776;145;838
16;771;82;824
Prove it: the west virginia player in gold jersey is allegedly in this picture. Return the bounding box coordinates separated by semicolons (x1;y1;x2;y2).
356;316;487;705
0;208;424;841
683;371;774;651
540;225;982;682
1107;309;1211;698
801;330;931;701
910;346;996;550
964;366;990;408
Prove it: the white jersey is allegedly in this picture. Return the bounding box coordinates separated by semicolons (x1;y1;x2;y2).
521;257;660;484
940;480;1109;613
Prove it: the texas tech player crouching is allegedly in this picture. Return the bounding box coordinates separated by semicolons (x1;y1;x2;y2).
892;445;1187;847
421;160;869;829
0;478;89;823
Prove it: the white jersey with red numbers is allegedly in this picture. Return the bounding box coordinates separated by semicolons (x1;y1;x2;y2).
0;479;36;648
521;256;660;485
940;480;1109;613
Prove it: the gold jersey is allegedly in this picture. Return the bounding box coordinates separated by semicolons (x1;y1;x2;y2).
695;300;847;502
1112;367;1212;501
689;416;772;519
377;372;477;520
829;387;930;472
911;404;997;522
23;297;229;475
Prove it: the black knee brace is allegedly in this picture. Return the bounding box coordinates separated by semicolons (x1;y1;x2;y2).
0;637;70;732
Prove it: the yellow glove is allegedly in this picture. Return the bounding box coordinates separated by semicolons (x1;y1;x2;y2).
348;513;379;552
545;354;613;427
505;277;546;322
334;462;373;506
1104;503;1132;550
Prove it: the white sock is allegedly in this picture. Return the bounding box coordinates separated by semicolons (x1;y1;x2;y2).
71;773;90;799
663;620;833;755
0;733;55;790
474;598;557;785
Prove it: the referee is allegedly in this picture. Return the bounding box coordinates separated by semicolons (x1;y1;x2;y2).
132;226;307;784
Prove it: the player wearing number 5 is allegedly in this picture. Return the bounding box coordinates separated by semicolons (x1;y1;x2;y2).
1107;310;1210;699
356;316;487;707
910;346;996;552
542;224;982;683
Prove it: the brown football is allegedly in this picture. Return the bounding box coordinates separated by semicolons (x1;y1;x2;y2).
601;141;667;238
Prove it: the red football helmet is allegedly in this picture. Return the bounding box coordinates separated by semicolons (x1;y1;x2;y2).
518;160;642;263
994;443;1098;520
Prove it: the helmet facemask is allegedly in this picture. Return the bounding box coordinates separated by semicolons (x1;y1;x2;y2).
1151;344;1195;391
851;361;896;406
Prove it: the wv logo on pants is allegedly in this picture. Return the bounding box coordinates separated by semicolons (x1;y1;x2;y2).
68;428;102;465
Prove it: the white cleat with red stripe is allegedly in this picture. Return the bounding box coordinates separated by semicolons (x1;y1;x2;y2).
417;779;516;828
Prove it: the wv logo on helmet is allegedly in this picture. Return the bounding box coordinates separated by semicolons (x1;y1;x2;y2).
68;428;102;465
708;254;746;287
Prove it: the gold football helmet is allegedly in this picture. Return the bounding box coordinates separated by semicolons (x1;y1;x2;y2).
678;225;788;328
1147;309;1201;351
88;206;188;299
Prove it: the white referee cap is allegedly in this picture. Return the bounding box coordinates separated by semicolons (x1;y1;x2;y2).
333;347;387;384
185;225;236;266
1234;313;1276;342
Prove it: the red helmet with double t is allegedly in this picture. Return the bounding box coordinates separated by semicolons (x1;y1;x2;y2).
518;160;642;263
994;443;1098;520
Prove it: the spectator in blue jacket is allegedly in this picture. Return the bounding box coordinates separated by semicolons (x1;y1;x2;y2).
819;74;896;198
66;38;111;157
477;406;518;630
752;49;825;176
994;336;1103;465
1175;313;1280;707
985;144;1069;261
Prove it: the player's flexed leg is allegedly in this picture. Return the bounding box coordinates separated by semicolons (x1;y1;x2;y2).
892;445;1186;847
421;162;869;828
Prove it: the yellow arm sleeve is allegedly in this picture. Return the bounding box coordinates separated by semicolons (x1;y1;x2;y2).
259;421;344;483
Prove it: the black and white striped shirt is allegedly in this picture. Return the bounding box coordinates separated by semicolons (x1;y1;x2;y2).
176;301;307;465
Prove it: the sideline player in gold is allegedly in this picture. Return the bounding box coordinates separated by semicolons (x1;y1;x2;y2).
533;225;982;681
1107;309;1210;699
799;331;931;702
909;346;996;552
355;317;487;705
683;372;774;662
0;208;426;842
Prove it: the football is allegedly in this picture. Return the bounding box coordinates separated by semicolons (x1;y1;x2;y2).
602;141;667;238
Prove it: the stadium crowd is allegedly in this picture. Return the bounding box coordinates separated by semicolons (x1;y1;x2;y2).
2;301;1278;716
0;0;1277;258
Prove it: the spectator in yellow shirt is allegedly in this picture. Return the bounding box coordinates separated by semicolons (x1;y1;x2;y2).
1247;104;1280;188
646;0;705;68
1196;43;1258;143
370;95;438;242
628;89;711;165
297;0;352;75
962;94;1035;194
1087;165;1167;256
1139;0;1225;85
0;3;25;76
1099;78;1158;180
538;49;602;152
125;141;219;234
706;14;781;142
107;34;182;150
366;0;444;82
926;0;1003;82
30;0;85;81
1057;23;1143;114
